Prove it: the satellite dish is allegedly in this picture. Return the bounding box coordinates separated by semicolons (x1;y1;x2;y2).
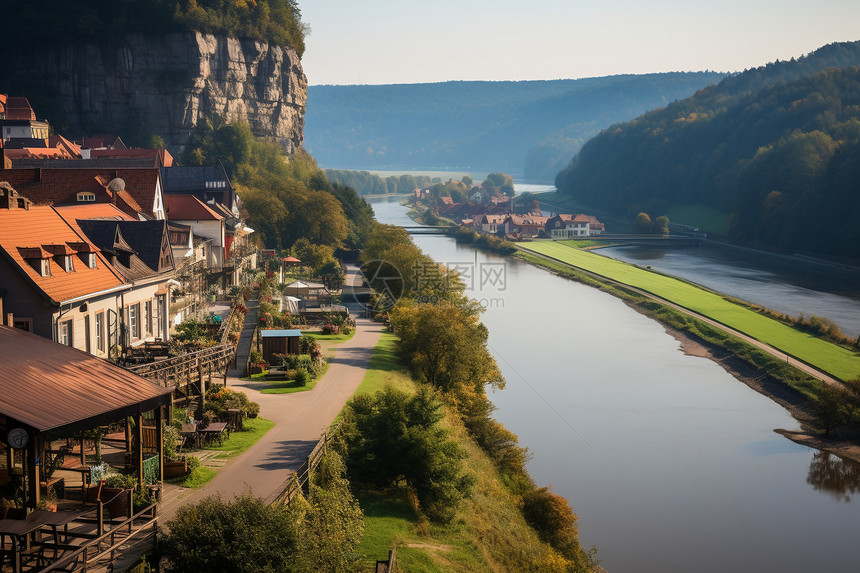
107;178;126;192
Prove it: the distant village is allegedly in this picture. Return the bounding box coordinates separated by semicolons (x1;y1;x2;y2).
413;181;605;240
0;94;257;359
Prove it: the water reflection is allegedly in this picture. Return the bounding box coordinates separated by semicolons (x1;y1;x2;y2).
807;451;860;503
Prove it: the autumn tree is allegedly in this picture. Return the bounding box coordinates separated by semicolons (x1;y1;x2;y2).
634;212;652;234
339;386;474;523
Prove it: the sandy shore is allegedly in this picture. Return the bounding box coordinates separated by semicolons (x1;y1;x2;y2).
664;323;860;464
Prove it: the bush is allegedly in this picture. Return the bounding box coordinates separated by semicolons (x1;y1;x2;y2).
205;386;261;422
294;368;309;386
322;323;339;335
522;487;592;569
340;386;474;523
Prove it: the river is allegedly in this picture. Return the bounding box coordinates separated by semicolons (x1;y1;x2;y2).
369;195;860;573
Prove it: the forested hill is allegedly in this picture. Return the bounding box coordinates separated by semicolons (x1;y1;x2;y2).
304;73;726;180
555;41;860;260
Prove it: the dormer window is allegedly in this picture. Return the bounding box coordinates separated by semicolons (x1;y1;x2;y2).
68;242;98;269
77;192;96;202
43;244;76;273
18;247;51;276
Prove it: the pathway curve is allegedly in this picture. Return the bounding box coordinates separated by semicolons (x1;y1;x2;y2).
159;267;382;519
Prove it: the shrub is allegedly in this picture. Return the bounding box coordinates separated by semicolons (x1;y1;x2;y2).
322;323;339;335
205;386;261;422
522;487;592;569
340;386;474;523
294;368;309;386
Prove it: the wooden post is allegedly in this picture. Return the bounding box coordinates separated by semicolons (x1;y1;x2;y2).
133;413;144;490
26;432;41;510
155;406;164;487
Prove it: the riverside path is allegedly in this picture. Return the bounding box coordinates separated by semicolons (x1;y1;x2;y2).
159;266;383;520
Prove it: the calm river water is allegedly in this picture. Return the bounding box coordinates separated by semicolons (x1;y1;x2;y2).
370;195;860;573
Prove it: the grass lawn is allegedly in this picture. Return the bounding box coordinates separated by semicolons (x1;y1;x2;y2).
305;329;357;343
354;333;404;396
165;417;275;488
520;241;860;381
204;417;275;458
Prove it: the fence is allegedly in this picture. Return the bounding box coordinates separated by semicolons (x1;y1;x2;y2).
376;548;397;573
125;344;235;388
266;421;341;506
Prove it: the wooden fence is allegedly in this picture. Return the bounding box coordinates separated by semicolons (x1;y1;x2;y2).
125;344;235;388
266;421;340;506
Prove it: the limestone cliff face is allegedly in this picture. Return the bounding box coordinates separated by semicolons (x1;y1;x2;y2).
13;32;306;153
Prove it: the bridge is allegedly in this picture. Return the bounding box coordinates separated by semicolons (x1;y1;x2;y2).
401;225;451;235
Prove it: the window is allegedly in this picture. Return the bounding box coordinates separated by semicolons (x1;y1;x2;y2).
61;255;74;272
84;315;91;353
144;301;153;336
76;192;96;202
129;303;140;340
59;320;72;346
95;312;105;352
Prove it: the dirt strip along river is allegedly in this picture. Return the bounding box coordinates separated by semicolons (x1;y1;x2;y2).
369;195;860;573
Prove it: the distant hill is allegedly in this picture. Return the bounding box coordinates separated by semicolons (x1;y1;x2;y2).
555;41;860;259
304;73;726;180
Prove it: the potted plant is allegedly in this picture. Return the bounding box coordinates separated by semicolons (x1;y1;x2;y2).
162;423;188;478
248;350;266;374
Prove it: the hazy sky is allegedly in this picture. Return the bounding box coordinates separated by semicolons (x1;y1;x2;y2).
299;0;860;85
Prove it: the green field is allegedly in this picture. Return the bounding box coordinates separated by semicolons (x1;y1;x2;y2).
520;241;860;381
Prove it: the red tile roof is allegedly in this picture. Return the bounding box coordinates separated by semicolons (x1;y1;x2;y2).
165;194;224;221
48;134;82;158
90;148;174;167
5;97;36;120
0;205;124;304
0;167;161;218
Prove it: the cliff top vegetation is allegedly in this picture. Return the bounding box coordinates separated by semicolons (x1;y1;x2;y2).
4;0;306;55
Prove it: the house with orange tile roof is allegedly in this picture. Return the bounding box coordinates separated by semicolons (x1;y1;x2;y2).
0;184;173;358
504;214;550;238
0;167;165;219
545;213;605;238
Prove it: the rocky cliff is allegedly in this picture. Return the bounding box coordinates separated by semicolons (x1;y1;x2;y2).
4;32;306;154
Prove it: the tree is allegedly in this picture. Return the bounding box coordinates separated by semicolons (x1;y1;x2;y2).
634;212;652;234
461;174;473;187
159;492;299;572
295;451;364;572
389;302;504;407
340;386;474;523
653;215;670;235
522;487;593;571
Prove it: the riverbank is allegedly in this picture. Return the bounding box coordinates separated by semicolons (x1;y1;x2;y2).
514;245;860;465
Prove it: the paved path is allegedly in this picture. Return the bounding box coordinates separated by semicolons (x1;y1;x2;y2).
159;269;382;519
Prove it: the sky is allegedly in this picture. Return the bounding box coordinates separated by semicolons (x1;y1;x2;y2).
299;0;860;85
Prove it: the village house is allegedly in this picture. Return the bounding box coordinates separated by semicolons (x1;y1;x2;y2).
504;214;550;238
545;213;605;238
471;213;507;234
0;184;173;358
0;167;167;220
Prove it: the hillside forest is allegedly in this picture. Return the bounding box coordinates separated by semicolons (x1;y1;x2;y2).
556;41;860;259
305;73;726;181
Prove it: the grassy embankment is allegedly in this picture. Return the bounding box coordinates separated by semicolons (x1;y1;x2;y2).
348;333;578;572
521;240;860;383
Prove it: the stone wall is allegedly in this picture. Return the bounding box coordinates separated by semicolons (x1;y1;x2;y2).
6;32;306;155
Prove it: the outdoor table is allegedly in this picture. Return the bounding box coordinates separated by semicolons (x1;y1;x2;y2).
26;510;83;561
180;422;200;450
0;516;46;572
198;422;228;446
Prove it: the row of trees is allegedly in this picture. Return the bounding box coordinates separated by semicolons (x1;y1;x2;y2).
556;42;860;257
351;222;594;569
324;170;436;196
633;212;670;235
